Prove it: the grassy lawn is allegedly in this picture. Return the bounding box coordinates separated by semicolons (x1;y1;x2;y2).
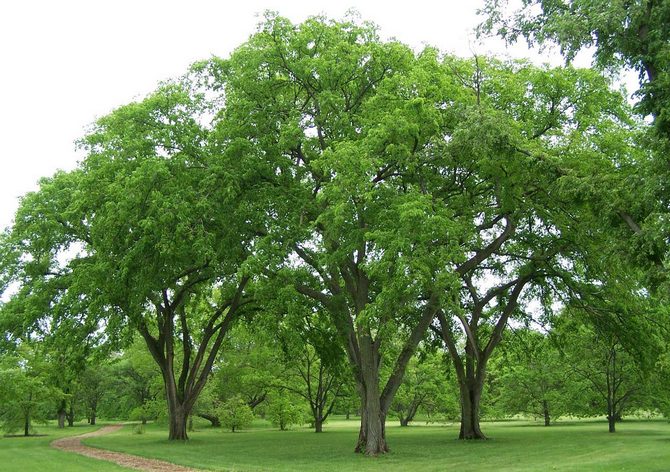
0;422;130;471
83;417;670;471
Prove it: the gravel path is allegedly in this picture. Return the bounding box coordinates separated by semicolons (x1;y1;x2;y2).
51;424;201;472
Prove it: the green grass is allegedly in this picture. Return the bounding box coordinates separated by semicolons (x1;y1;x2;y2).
83;417;670;471
0;422;131;471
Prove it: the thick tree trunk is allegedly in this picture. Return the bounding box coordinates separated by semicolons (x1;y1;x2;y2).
354;365;388;455
543;400;550;426
90;411;96;426
459;381;487;440
400;417;409;427
168;404;188;440
315;418;323;433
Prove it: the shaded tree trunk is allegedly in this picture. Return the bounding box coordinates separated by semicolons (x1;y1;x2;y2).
168;401;188;440
67;402;75;427
459;379;487;439
543;400;550;426
353;336;389;456
137;276;249;441
399;398;421;427
57;400;66;429
90;398;98;426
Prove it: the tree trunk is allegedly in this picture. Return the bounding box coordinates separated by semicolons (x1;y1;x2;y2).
315;417;323;433
459;381;487;440
608;415;616;433
168;405;188;440
90;411;96;426
607;397;616;433
57;403;66;429
400;417;409;427
67;403;75;427
354;356;389;455
24;412;30;437
543;400;550;427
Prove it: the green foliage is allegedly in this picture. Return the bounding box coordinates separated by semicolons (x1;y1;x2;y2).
267;394;306;431
217;395;254;432
492;329;569;424
554;314;648;428
390;352;457;425
0;347;56;435
479;0;670;132
129;398;165;425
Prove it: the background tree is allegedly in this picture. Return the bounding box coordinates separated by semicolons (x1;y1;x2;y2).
0;346;55;436
493;328;569;425
390;351;449;427
555;314;648;432
217;395;254;432
267;393;306;431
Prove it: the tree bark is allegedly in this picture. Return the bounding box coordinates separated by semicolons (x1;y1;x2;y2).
351;334;389;456
459;380;487;439
67;402;75;427
168;401;188;440
57;401;66;429
315;418;323;433
543;400;550;426
607;414;616;433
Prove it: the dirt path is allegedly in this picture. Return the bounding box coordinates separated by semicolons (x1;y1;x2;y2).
51;424;201;472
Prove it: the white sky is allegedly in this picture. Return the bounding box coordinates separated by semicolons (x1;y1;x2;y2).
0;0;589;230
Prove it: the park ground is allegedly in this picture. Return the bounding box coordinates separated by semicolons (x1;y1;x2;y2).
1;417;669;471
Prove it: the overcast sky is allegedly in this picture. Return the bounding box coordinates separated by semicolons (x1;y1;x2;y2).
0;0;582;230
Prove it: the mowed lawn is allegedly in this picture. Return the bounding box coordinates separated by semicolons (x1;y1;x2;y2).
82;417;670;472
0;422;129;471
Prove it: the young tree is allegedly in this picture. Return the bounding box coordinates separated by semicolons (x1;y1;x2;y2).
267;393;305;431
217;395;254;432
555;315;647;433
493;329;569;425
0;347;55;436
390;352;448;427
